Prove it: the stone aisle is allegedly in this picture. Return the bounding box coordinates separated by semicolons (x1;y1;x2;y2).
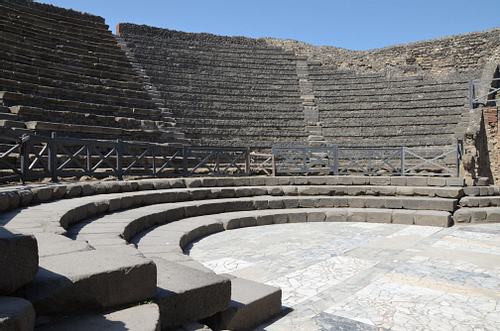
186;222;500;331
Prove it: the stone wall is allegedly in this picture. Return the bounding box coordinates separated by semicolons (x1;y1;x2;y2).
263;28;500;78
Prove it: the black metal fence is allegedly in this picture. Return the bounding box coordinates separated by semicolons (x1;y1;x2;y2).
273;139;463;177
0;133;463;184
0;133;249;183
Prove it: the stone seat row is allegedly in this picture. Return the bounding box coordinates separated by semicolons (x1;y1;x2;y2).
314;91;467;104
0;76;157;111
1;23;127;63
313;83;468;98
2;2;109;34
130;51;300;69
154;83;301;102
130;48;300;65
1;68;150;100
140;64;300;81
159;92;302;105
0;49;140;84
322;115;459;129
118;34;300;56
150;76;301;91
10;105;173;130
320;107;463;120
2;59;144;91
318;98;466;111
312;77;467;90
169;101;304;112
0;91;161;120
155;85;301;98
1;41;137;84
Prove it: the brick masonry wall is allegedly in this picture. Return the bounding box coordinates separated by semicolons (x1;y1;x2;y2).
264;28;500;78
484;107;500;184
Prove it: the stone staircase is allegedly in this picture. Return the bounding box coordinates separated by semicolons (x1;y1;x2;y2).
0;1;186;146
3;174;498;330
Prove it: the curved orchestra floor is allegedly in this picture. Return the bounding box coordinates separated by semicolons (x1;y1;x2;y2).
186;222;500;331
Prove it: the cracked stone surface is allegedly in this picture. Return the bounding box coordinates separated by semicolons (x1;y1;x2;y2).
187;222;500;330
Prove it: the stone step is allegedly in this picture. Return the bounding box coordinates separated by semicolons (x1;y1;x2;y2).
0;296;35;331
153;259;231;330
34;304;161;331
462;186;499;196
0;227;39;296
25;249;157;316
202;276;282;331
453;207;500;223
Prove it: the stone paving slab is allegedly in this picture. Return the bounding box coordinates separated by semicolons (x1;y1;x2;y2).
188;222;500;331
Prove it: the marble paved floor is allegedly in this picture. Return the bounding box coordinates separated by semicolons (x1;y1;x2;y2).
186;222;500;331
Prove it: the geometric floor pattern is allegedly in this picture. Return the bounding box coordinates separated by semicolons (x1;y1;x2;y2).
186;222;500;331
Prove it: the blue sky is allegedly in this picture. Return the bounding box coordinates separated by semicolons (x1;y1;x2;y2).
42;0;498;51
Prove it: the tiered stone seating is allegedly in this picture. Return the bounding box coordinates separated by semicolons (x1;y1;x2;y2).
116;24;308;150
307;64;469;148
0;175;475;330
0;1;185;145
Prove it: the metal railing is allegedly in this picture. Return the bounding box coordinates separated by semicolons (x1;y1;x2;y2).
0;133;249;183
273;139;462;177
469;78;500;109
0;133;463;183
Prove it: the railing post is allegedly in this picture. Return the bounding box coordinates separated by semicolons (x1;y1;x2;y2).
86;141;92;175
334;145;338;175
182;145;188;177
50;132;58;182
116;139;123;180
456;138;460;177
469;79;474;109
401;146;405;176
152;146;157;176
246;148;250;176
20;135;28;184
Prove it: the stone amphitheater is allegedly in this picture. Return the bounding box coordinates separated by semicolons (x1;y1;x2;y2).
2;0;500;330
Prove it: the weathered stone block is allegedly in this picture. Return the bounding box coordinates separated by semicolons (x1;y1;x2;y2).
202;277;281;331
365;209;392;223
324;209;348;222
26;250;157;315
0;228;38;296
414;211;452;227
392;210;415;225
155;260;231;330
